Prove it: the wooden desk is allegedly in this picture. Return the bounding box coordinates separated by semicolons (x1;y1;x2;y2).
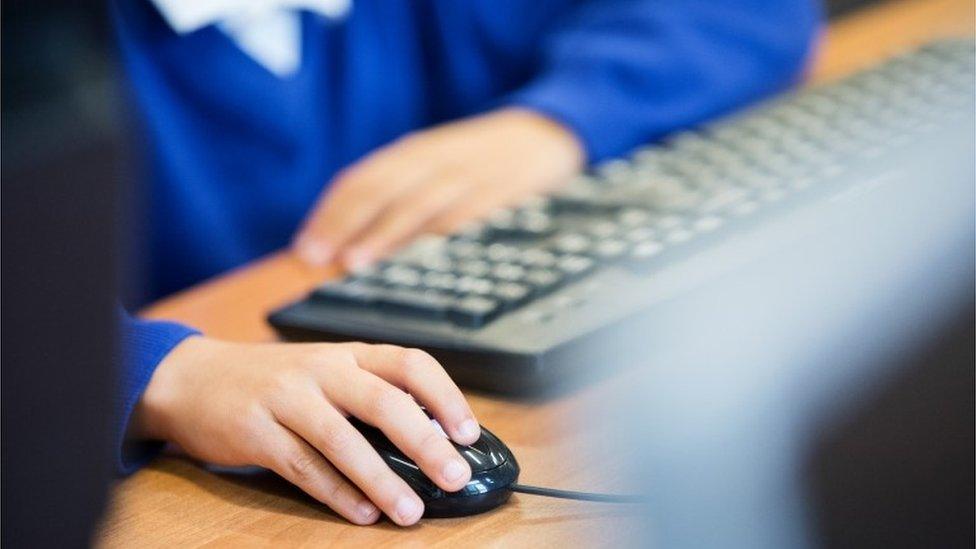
97;1;974;546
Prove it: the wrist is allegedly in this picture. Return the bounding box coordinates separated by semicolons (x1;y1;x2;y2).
498;107;587;170
130;335;211;442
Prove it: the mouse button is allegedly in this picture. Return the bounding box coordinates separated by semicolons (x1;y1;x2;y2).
456;445;496;474
457;474;502;497
429;418;502;473
459;431;508;473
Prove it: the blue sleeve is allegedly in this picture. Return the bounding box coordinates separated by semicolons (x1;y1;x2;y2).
116;311;199;474
506;0;823;163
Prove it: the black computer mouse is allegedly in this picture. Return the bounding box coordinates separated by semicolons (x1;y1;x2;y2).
349;415;520;518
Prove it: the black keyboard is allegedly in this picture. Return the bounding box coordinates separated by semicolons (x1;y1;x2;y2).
270;39;975;394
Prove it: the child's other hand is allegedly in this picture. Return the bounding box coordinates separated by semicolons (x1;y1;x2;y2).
132;337;481;526
292;108;584;270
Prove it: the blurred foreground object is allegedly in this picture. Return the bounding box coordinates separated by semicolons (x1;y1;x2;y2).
2;2;120;546
603;40;975;548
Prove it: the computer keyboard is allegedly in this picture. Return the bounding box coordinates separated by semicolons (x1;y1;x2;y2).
270;39;975;393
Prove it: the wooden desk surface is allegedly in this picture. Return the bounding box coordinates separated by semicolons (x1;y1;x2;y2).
97;1;974;546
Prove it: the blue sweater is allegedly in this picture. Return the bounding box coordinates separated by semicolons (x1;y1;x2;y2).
113;0;821;471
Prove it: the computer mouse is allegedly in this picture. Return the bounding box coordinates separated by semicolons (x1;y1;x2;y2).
348;414;520;518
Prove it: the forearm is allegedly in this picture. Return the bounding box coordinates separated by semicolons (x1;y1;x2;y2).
507;0;823;162
116;310;199;474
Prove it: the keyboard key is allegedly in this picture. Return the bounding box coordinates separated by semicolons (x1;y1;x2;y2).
518;248;558;268
486;209;517;231
453;222;489;242
625;226;657;243
587;220;620;238
449;296;501;327
655;215;684;230
491;263;527;282
557;255;596;278
382;266;422;287
486;243;521;262
392;234;448;263
457;260;491;278
416;254;454;272
693;216;724;233
516;211;555;236
664;228;694;244
448;240;485;259
493;282;532;308
348;263;380;278
701;187;749;213
312;281;383;305
551;177;600;204
552;294;585;309
378;288;453;317
618;208;653;227
524;269;563;293
593;239;629;260
553;233;591;254
639;176;703;211
421;272;459;293
627;241;665;268
518;308;554;324
731;200;760;216
740;173;781;190
456;276;494;296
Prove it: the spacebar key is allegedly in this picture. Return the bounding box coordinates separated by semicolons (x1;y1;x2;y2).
312;281;382;305
377;288;453;318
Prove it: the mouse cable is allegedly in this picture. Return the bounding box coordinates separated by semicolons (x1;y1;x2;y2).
510;484;647;503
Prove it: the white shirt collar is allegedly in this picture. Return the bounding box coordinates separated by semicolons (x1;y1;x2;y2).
150;0;351;77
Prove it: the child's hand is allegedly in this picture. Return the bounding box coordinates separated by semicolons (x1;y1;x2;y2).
292;107;585;270
131;337;481;526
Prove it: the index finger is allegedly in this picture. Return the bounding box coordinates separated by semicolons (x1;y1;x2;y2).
328;367;474;494
294;146;434;267
348;343;481;445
